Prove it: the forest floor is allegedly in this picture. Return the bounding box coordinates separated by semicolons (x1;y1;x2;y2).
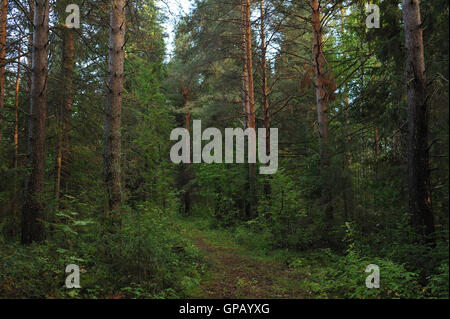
179;218;322;299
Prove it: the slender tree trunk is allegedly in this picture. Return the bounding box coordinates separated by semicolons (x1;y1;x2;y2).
241;1;249;129
244;0;257;219
245;0;255;130
12;46;20;228
104;0;126;220
14;52;20;171
181;86;191;215
374;127;380;161
311;0;333;229
23;0;33;108
55;26;75;211
260;0;270;154
260;0;271;198
240;1;250;220
402;0;435;240
0;0;7;140
340;5;353;221
21;0;49;244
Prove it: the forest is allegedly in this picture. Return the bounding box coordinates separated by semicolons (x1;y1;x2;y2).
0;0;448;299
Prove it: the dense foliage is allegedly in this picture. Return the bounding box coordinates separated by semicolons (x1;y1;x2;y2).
0;0;448;298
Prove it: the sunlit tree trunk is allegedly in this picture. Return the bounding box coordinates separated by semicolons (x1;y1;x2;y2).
104;0;126;220
402;0;435;241
12;46;20;229
21;0;49;244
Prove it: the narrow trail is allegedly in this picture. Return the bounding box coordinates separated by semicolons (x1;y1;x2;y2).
190;231;310;299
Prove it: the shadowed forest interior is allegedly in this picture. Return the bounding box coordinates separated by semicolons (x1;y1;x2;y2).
0;0;448;299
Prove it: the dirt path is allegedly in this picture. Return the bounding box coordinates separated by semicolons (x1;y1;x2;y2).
192;234;309;299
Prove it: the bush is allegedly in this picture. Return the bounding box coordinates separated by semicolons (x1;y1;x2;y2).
0;203;203;299
329;252;423;298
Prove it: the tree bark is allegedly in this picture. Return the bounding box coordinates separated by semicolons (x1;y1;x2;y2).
402;0;435;240
180;85;191;215
104;0;126;219
241;1;249;129
340;5;353;221
0;0;7;140
21;0;49;244
244;0;257;219
311;0;333;227
245;0;256;130
260;0;271;197
55;26;75;211
260;0;270;155
12;46;20;227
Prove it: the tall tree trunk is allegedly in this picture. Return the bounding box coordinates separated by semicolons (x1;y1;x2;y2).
181;85;191;215
340;5;353;221
25;0;34;99
260;0;270;155
244;0;257;219
311;0;333;229
104;0;126;220
21;0;49;244
241;1;249;130
402;0;435;240
12;46;20;229
245;0;256;130
260;0;271;197
55;26;75;211
0;0;7;140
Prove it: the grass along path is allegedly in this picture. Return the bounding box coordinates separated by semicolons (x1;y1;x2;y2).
180;218;320;299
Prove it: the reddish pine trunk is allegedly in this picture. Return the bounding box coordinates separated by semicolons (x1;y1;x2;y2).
260;0;270;154
104;0;126;219
311;0;333;226
402;0;435;240
245;0;255;130
55;26;75;210
241;2;249;129
260;0;272;197
12;46;20;227
21;0;49;244
244;0;257;219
